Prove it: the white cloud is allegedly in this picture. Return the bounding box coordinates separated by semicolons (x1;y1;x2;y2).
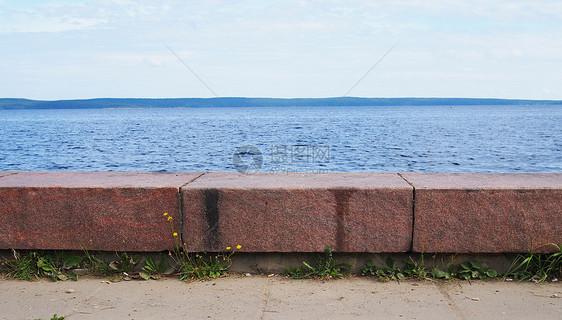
1;0;561;99
366;0;562;21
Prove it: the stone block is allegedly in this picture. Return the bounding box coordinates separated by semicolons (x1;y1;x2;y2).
0;172;17;178
181;172;413;253
0;172;202;251
401;173;562;253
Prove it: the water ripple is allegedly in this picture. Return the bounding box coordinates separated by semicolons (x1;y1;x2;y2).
0;105;560;172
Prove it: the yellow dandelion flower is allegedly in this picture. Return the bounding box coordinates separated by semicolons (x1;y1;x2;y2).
236;245;242;249
173;232;178;237
163;212;168;216
226;246;231;250
167;216;172;221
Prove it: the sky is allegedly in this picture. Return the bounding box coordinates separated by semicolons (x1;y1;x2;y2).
1;0;561;100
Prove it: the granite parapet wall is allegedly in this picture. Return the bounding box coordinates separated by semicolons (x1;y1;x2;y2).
0;172;560;253
0;172;202;251
401;173;562;254
181;172;413;253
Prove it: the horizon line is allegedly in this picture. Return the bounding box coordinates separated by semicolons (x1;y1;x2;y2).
3;96;562;102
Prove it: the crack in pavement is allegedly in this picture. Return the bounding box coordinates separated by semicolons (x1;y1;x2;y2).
255;278;273;320
435;282;466;320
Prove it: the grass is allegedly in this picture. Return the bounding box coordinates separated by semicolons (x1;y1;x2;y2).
503;243;562;283
1;250;43;281
0;248;237;281
2;246;561;283
0;250;82;281
175;252;231;280
34;314;64;320
285;246;351;279
361;246;560;283
81;249;112;277
362;254;499;282
164;212;238;281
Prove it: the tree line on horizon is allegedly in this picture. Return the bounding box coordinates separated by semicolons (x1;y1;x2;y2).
1;97;561;110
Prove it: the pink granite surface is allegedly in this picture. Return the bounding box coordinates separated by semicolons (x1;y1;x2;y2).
181;172;413;253
1;171;559;253
0;172;17;179
401;173;562;253
0;172;202;251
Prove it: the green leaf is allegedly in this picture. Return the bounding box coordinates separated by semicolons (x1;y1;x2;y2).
302;261;315;271
385;257;394;269
469;261;482;270
56;273;68;281
448;264;456;276
67;272;78;281
339;263;351;271
63;256;83;270
430;268;450;279
37;258;53;272
485;269;498;277
109;261;120;271
163;265;175;275
458;273;470;280
139;271;152;280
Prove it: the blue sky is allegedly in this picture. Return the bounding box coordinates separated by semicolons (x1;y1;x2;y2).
1;0;561;100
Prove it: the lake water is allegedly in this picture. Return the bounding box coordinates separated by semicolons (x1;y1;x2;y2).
0;105;560;173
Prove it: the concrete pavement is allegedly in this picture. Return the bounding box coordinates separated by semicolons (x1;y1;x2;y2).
1;275;560;319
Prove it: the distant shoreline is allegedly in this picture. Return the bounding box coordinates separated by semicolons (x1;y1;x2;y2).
1;97;562;110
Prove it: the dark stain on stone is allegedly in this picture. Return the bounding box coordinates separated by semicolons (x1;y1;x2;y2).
204;188;221;250
333;189;354;252
464;189;480;193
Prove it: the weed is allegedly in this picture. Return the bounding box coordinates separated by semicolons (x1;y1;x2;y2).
457;260;497;280
36;253;82;281
361;253;499;282
284;265;310;279
285;247;350;279
503;243;562;283
109;252;139;275
176;252;232;280
362;257;406;281
163;212;238;280
34;314;64;320
1;250;81;281
139;254;175;280
403;256;428;279
82;249;112;276
429;255;457;280
429;265;455;280
1;250;42;280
